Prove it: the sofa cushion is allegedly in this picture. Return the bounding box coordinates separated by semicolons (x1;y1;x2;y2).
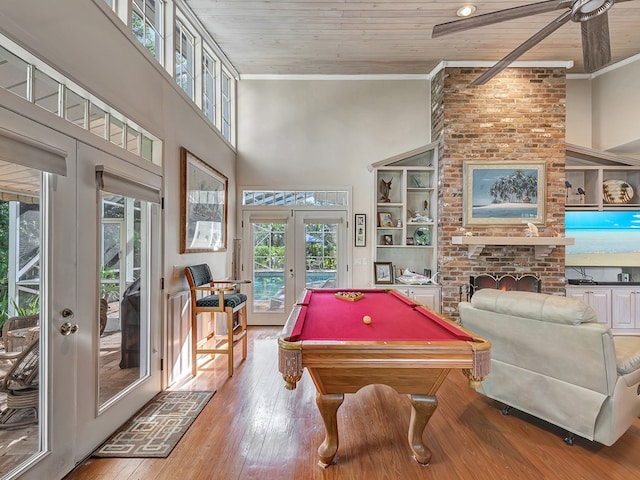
613;336;640;375
470;289;598;325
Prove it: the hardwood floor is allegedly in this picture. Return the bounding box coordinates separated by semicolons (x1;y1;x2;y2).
65;327;640;480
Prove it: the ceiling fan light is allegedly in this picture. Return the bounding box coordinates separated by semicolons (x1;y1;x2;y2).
571;0;615;22
456;5;477;17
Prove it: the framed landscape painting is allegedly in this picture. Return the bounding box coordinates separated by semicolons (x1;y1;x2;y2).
463;160;546;226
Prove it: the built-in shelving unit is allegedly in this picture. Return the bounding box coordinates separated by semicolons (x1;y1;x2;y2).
368;143;441;312
369;142;438;279
566;144;640;211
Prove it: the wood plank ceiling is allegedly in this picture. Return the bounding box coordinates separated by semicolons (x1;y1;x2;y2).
185;0;640;76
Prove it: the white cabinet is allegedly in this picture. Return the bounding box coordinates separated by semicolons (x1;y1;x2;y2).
393;286;441;314
566;286;640;332
611;288;640;330
565;286;611;326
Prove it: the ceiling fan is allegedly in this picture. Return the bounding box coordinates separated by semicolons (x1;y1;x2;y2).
432;0;634;85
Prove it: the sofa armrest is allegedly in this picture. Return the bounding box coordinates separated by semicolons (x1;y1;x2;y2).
613;336;640;386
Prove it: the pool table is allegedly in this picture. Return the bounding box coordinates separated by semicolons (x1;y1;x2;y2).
277;288;490;467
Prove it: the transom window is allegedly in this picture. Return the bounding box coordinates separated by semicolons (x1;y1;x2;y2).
175;20;195;100
0;39;161;164
202;51;216;124
132;0;164;64
243;190;349;207
221;70;232;142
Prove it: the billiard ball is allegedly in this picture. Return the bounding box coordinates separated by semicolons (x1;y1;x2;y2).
363;315;372;324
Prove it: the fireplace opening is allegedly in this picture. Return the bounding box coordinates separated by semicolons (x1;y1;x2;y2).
468;273;541;299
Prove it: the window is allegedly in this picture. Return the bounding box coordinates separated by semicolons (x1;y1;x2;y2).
65;89;87;128
132;0;163;63
202;51;216;124
221;70;232;141
243;190;349;207
175;20;195;100
0;35;162;164
0;45;29;99
109;115;125;148
89;103;107;139
34;69;61;116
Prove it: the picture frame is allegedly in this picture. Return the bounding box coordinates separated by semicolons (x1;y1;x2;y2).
406;236;415;245
378;212;394;228
354;213;366;247
463;160;546;226
374;262;393;284
180;147;228;253
382;234;393;245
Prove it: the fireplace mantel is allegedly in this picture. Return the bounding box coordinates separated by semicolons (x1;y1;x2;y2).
451;236;575;260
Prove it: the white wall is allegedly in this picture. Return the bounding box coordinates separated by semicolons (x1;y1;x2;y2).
236;79;431;287
0;0;238;291
566;78;592;147
592;59;640;153
566;58;640;156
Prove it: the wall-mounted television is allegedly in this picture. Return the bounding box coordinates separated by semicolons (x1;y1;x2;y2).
565;211;640;266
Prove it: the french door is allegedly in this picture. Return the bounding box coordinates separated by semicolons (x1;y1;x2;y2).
0;111;161;479
243;209;348;325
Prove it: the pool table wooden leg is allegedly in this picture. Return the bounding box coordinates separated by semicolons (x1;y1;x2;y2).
408;394;438;465
316;393;344;468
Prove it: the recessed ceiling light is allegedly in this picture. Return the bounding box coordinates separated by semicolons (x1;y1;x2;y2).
456;5;477;17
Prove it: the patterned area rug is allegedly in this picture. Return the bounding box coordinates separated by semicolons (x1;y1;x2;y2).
93;390;215;458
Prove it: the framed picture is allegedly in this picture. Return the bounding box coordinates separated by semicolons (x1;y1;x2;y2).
354;213;366;247
374;262;393;284
378;212;394;227
406;236;415;245
180;147;228;253
382;234;393;245
463;160;546;226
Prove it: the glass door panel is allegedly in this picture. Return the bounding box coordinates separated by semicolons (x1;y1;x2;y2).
98;194;151;409
0;160;43;477
251;221;286;314
295;212;347;297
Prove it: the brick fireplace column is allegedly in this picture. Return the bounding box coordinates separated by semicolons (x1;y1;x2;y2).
431;67;568;319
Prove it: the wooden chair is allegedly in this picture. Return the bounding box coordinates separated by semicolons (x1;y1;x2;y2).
185;264;248;377
2;314;39;352
0;330;39;428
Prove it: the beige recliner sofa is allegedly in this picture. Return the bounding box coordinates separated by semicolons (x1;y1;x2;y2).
459;288;640;446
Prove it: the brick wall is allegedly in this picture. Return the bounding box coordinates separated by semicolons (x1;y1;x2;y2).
432;67;567;318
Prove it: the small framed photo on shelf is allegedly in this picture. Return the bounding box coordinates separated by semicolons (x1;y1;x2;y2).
374;262;393;284
406;236;415;245
378;212;394;227
382;234;393;245
354;213;366;247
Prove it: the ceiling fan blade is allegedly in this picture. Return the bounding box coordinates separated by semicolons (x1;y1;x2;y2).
471;10;572;86
432;0;572;38
582;12;611;72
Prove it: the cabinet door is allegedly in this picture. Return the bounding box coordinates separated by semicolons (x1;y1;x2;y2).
612;289;640;329
566;288;610;326
410;288;441;314
587;290;611;326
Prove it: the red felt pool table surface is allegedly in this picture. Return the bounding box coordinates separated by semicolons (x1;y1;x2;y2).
289;288;473;342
